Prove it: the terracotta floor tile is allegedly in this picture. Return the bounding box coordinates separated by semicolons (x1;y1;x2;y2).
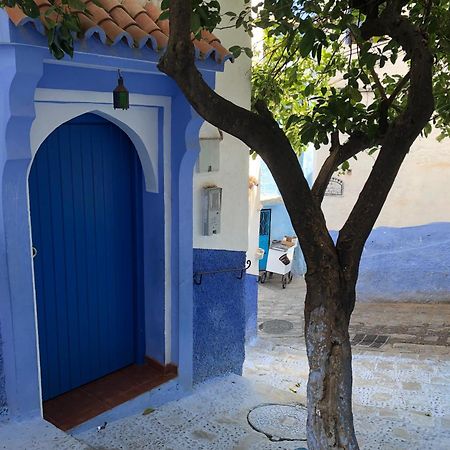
43;362;177;431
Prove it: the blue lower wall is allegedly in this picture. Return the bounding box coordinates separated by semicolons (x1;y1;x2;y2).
356;222;450;302
193;249;246;384
244;274;258;343
0;326;6;416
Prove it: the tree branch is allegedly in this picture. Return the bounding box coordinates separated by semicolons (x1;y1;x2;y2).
337;4;435;283
386;71;410;108
312;132;375;203
369;65;388;100
158;0;337;270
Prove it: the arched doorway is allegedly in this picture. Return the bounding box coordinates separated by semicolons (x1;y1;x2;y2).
29;113;144;402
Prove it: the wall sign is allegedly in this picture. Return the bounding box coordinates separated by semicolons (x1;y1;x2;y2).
325;177;344;196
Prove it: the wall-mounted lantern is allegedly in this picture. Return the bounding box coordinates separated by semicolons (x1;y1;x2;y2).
113;70;129;110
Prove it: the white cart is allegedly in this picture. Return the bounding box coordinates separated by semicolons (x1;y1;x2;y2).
259;240;297;288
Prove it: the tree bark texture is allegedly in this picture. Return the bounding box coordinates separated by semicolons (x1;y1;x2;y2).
304;271;358;449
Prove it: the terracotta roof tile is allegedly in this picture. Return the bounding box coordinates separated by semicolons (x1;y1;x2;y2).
121;0;146;19
143;2;160;22
95;0;121;14
85;2;110;24
5;5;30;26
133;13;159;34
149;29;168;50
109;7;135;29
4;0;233;63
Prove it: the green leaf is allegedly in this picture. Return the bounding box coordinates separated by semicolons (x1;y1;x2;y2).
303;83;314;96
66;0;86;11
243;47;253;58
299;30;315;58
229;45;242;59
20;0;39;18
159;10;169;21
286;114;299;128
191;13;201;36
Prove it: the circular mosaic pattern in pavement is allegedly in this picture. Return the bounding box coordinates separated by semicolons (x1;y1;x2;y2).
247;403;307;441
259;319;294;334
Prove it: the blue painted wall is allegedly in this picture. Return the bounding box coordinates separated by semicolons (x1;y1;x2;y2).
0;46;193;416
0;14;226;416
0;326;6;416
193;249;246;384
244;274;258;343
356;222;450;302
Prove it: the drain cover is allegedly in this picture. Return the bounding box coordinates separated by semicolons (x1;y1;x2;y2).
351;333;389;348
247;404;307;441
259;319;294;334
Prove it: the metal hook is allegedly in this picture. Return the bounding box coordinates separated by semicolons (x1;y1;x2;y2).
193;260;251;285
193;273;203;285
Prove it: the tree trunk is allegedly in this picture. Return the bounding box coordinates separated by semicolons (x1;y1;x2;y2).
304;273;359;449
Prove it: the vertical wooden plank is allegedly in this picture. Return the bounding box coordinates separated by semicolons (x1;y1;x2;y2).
80;124;101;379
47;130;71;395
35;142;61;399
69;123;91;385
90;123;110;375
133;141;145;364
58;124;82;389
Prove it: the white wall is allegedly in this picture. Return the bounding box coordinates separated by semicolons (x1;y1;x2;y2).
193;0;252;253
315;52;450;230
315;131;450;230
247;157;261;275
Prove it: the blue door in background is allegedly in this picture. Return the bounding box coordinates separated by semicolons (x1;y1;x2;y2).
29;114;144;401
259;209;271;271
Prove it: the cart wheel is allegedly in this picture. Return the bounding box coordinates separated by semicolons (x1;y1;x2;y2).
260;271;267;284
288;271;293;283
281;275;287;289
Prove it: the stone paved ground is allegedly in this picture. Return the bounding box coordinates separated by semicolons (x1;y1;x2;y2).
3;276;449;449
0;417;89;450
256;275;450;347
75;373;450;450
75;276;450;450
244;275;450;449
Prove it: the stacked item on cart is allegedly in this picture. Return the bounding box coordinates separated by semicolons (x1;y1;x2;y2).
259;236;297;288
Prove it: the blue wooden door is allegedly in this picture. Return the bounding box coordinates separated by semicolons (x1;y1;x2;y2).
29;114;143;401
259;209;271;271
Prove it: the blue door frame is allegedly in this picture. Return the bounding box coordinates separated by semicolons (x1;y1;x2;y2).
259;209;271;271
29;114;145;400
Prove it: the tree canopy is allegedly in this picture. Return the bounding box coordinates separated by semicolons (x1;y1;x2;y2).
245;0;450;157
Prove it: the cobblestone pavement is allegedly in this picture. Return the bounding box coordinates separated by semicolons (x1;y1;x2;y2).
3;276;449;450
76;373;450;450
256;275;450;348
243;275;450;449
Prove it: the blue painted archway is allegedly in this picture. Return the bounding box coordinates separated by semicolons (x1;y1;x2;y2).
29;114;145;400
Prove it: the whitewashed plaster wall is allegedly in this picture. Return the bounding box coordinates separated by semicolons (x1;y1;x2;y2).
315;131;450;230
316;54;450;230
246;157;261;276
192;0;252;253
